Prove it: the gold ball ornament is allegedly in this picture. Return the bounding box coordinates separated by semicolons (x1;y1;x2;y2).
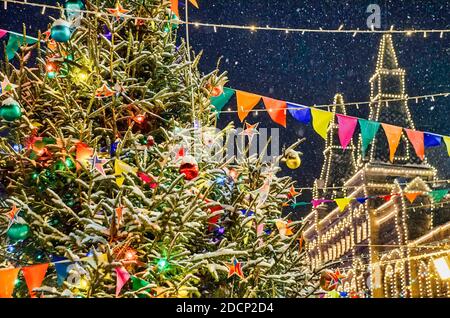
283;149;301;169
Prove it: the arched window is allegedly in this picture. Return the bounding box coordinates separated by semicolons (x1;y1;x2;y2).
384;265;394;298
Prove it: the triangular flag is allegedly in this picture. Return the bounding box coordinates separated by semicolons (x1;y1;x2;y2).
0;268;20;298
336;114;358;150
262;97;287;127
356;197;368;204
424;133;442;148
131;276;151;298
22;263;49;298
311;199;331;208
236;90;261;122
6;34;38;60
189;0;199;8
115;267;130;297
310;108;333;140
334;198;352;212
404;192;421;203
359;119;380;157
52;256;71;286
404;129;425;160
287;103;311;124
170;0;179;17
381;123;403;162
444;136;450;156
429;189;448;203
0;29;7;40
382;195;392;202
114;159;138;187
210;87;235;116
76;142;93;170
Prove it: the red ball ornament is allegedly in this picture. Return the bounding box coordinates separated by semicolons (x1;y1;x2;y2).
211;85;223;97
147;136;155;147
179;155;199;180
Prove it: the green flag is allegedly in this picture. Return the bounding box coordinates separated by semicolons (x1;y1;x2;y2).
6;34;38;60
359;119;380;157
131;276;151;298
210;87;235;117
429;189;448;203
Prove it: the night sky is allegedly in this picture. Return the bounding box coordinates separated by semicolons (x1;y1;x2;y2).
1;1;449;211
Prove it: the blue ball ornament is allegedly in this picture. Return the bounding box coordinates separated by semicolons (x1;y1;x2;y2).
51;19;72;43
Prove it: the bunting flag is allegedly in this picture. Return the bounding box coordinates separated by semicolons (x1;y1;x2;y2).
405;129;425;160
444;136;450;156
22;263;49;298
382;194;393;202
131;276;151;298
114;159;138;187
236;90;261;122
291;202;310;208
424;132;442;148
210;87;235;116
115;266;130;297
262;97;287;127
0;267;20;298
170;0;179;16
405;192;421;203
0;29;7;39
429;189;448;203
356;197;368;204
52;256;71;286
311;199;331;208
381;123;403;162
310;108;333;140
336;115;358;150
189;0;199;8
6;33;38;60
287;103;311;124
358;119;380;157
335;198;353;212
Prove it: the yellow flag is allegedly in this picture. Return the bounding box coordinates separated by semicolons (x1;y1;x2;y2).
335;198;352;212
444;136;450;156
311;108;333;140
115;159;137;186
189;0;199;8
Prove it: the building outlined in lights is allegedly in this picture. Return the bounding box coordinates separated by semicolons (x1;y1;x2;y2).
303;34;450;298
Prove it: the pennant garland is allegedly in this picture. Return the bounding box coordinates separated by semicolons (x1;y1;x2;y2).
336;114;358;150
22;263;49;298
236;90;261;122
311;108;334;140
381;123;403;162
0;268;20;298
262;97;287;127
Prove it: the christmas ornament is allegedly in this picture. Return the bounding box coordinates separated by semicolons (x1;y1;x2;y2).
89;153;108;176
283;149;301;169
0;97;22;121
64;0;84;21
147;135;155;147
179;155;199;180
239;122;259;140
227;257;244;279
95;83;115;98
0;76;18;96
51;19;72;43
164;13;180;32
107;1;130;19
275;219;293;236
6;204;19;222
210;84;224;97
319;269;343;291
7;223;30;241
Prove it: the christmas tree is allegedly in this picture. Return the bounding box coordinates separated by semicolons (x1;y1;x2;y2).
0;1;320;298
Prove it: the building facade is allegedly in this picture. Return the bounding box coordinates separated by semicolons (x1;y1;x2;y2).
303;34;450;298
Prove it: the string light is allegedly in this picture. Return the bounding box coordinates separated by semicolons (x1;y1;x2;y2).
3;0;450;37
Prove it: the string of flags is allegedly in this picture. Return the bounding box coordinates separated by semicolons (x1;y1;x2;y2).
210;88;450;161
287;189;449;211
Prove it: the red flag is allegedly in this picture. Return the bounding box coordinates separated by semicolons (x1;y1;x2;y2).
262;97;287;127
137;171;158;188
404;129;425;160
22;263;49;298
0;268;20;298
0;29;7;40
115;267;130;297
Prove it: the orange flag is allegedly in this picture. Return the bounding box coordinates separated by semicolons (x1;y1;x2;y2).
262;97;287;127
0;268;20;298
404;129;424;160
22;263;49;298
236;90;261;122
381;123;403;162
170;0;179;16
189;0;199;8
405;192;421;203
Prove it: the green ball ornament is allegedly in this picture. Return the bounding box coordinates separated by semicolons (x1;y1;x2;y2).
0;97;22;121
51;19;72;43
7;223;30;241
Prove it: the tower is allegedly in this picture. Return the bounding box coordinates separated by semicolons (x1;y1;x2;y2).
366;34;421;164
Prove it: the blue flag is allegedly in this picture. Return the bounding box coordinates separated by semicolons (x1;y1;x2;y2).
424;132;442;148
287;103;311;124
